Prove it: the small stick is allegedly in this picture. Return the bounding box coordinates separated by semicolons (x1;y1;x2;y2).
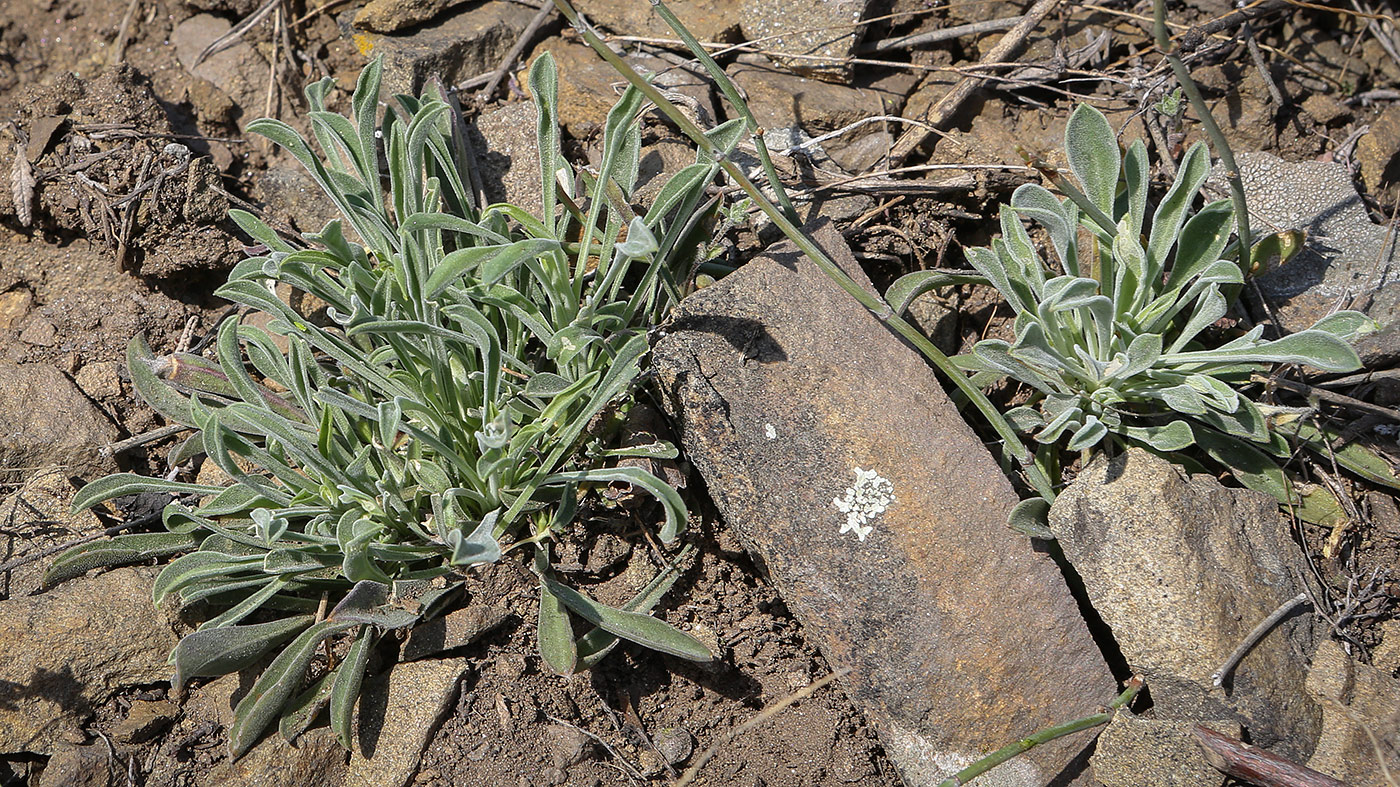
672;669;850;787
1193;724;1346;787
860;16;1021;53
1251;373;1400;422
0;510;162;577
1211;592;1309;687
888;0;1063;165
110;0;142;66
478;0;555;101
101;423;189;457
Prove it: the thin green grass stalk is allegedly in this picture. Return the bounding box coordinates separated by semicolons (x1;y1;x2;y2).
935;677;1144;787
645;0;801;226
550;0;1056;502
1152;0;1251;257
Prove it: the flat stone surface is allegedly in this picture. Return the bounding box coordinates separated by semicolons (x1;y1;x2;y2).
739;0;869;79
171;14;268;125
0;466;104;599
728;53;909;140
1091;717;1236;787
345;658;470;787
208;726;346;787
0;362;118;479
470;101;542;216
344;1;537;97
400;604;510;661
354;0;469;33
0;567;176;754
1214;152;1400;363
1305;638;1400;785
577;0;741;43
653;221;1113;786
1048;449;1321;759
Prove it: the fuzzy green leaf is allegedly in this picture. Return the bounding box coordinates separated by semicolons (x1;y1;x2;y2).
538;580;578;676
171;614;316;691
541;576;711;662
43;532;200;588
544;466;687;542
330;626;375;750
1167;330;1361;373
1065;104;1119;220
228;619;358;760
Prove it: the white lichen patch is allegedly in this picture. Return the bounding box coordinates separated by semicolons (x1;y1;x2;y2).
764;423;777;440
832;467;894;542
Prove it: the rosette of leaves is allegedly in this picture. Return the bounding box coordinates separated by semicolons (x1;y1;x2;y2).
888;104;1375;527
45;54;736;758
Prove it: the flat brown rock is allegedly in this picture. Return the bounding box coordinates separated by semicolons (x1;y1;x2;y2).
652;222;1114;785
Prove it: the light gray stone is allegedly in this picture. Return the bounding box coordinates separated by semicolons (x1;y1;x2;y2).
1305;638;1400;785
653;220;1114;786
0;466;104;599
470;102;542;216
1048;448;1321;759
344;658;470;787
0;363;118;479
1213;152;1400;364
739;0;870;79
170;15;268;125
577;0;740;43
0;567;176;754
206;726;346;787
1091;717;1236;787
344;1;537;97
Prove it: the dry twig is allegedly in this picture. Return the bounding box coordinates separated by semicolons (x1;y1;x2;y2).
889;0;1064;165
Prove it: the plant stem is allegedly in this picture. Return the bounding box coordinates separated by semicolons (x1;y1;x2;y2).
1152;0;1251;258
646;0;800;227
550;0;1056;502
936;677;1144;787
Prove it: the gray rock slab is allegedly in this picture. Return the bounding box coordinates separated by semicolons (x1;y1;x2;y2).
0;362;118;479
354;0;470;33
1305;638;1400;785
652;221;1114;786
1090;717;1237;787
344;658;470;787
0;567;176;754
33;742;109;787
399;604;510;661
343;1;536;97
1213;152;1400;363
1048;448;1321;759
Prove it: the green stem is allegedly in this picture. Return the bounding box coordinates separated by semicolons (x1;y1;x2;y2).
645;0;801;227
550;0;1055;502
1152;0;1251;258
936;677;1144;787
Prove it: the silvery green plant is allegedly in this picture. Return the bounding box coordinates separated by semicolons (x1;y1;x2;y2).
44;54;735;759
889;105;1372;516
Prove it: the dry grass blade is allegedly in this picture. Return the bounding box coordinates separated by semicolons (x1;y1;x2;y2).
193;0;280;69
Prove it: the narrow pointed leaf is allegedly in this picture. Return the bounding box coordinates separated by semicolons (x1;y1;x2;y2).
228;619;358;760
43;532;200;588
540;576;711;661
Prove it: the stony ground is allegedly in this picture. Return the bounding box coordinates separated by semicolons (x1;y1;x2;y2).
1;0;1399;785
